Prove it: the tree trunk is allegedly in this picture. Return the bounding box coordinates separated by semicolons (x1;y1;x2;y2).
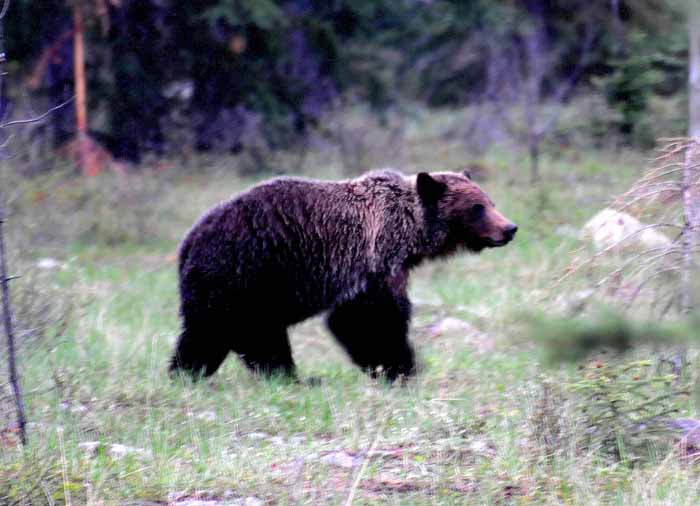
611;0;624;55
529;138;540;183
0;2;27;446
73;2;99;177
0;201;27;446
689;2;700;139
682;2;700;314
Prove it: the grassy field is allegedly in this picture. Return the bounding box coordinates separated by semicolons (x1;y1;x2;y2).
1;113;699;505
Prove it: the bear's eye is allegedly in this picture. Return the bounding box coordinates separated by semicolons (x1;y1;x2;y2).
468;204;485;222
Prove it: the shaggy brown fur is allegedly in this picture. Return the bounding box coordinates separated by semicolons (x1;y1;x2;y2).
169;169;517;381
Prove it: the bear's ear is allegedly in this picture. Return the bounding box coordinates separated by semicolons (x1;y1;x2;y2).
462;169;472;180
416;172;446;202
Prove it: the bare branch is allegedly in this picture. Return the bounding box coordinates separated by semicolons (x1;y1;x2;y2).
0;0;9;21
0;96;75;129
625;267;682;309
681;140;700;313
595;244;684;288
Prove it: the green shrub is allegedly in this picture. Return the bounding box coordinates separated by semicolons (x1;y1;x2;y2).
568;360;687;463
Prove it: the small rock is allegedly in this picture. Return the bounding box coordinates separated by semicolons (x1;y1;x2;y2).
563;289;595;310
78;441;101;457
109;443;146;459
59;402;89;414
468;438;495;457
668;418;700;446
426;317;493;352
289;434;306;446
171;497;263;506
427;317;472;337
187;410;216;422
171;501;220;506
320;451;359;468
37;257;61;269
246;432;268;440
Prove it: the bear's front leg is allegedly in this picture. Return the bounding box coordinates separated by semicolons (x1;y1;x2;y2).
326;288;415;381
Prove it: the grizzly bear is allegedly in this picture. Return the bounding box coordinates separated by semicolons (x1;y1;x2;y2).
169;169;517;381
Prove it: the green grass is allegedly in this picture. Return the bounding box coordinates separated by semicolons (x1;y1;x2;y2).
1;119;699;505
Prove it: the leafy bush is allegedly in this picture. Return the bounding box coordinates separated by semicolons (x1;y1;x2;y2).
569;360;687;463
526;312;696;463
527;359;690;465
3;269;72;353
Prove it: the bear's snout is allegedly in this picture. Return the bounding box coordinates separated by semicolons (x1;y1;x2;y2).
481;208;518;247
491;222;517;246
504;223;518;242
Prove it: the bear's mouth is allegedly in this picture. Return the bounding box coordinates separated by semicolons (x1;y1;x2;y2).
483;237;511;247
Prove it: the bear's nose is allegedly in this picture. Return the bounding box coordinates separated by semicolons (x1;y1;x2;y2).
504;224;518;240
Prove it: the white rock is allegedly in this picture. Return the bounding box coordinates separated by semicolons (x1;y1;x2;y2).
37;257;61;269
187;410;216;421
171;501;220;506
108;443;146;459
171;497;264;506
427;317;472;336
289;434;306;446
581;208;671;251
468;438;495;457
78;441;101;457
320;451;358;468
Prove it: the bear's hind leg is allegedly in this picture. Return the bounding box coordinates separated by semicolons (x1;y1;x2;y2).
235;326;297;380
169;325;230;379
327;290;415;381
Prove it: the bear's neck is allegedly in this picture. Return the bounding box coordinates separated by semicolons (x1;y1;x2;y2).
404;204;451;268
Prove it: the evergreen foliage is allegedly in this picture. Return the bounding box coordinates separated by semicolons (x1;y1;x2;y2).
5;0;690;162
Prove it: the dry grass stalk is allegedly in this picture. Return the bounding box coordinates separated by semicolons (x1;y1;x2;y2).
556;139;700;318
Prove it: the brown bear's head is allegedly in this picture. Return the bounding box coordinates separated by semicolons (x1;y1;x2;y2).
416;170;517;255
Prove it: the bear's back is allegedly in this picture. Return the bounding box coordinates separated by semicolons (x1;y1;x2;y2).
180;175;401;317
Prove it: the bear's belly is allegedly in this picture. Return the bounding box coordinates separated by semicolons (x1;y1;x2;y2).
222;258;371;325
263;268;370;324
